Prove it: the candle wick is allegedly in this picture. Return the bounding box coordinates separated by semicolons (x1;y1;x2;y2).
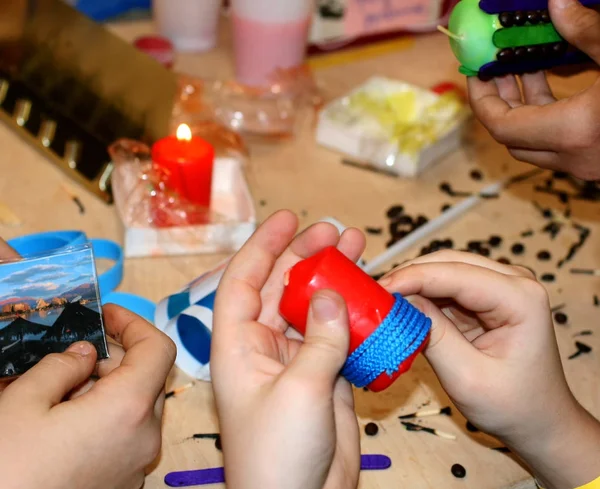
437;25;463;41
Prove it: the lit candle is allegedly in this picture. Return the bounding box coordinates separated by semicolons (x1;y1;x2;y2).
279;247;430;392
151;124;215;208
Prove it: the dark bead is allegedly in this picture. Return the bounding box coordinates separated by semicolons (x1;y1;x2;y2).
552;42;568;56
451;463;467;479
499;12;514;27
415;215;429;227
541;43;554;57
365;227;383;235
559;191;569;204
526;11;540;24
442;239;454;249
514;47;527;59
542;209;553;219
215;436;222;451
393;230;409;240
365;422;379;436
497;48;515;63
537;250;551;261
541;273;556;283
489;235;502;248
466;421;479;433
497;257;511;264
440;182;452;193
431;240;443;248
511;243;525;255
467;240;482;251
441;204;452;213
477;247;491;257
386;205;404;219
470;169;484;181
554;311;568;324
513;11;526;25
395;215;413;225
540;9;550;22
526;46;541;58
363;387;369;391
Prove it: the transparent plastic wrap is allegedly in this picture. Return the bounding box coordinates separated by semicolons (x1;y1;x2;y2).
316;77;471;177
109;131;256;258
172;66;323;139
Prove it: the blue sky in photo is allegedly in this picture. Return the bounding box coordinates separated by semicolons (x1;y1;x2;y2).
0;247;96;302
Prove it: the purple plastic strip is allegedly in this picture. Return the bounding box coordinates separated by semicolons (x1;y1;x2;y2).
361;454;393;470
479;0;600;14
479;51;590;80
164;455;392;487
165;468;225;487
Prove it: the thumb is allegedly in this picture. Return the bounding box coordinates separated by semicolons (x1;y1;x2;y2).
287;290;350;388
8;342;97;409
550;0;600;64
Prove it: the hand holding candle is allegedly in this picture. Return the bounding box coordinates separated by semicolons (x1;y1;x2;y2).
279;246;431;392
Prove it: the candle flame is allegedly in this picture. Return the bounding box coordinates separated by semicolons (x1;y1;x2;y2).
176;123;192;141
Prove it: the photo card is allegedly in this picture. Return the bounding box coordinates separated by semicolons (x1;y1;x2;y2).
0;244;108;378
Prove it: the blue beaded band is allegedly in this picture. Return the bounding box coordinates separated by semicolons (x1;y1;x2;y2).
341;294;431;388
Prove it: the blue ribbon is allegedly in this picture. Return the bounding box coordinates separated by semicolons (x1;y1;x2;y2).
7;231;156;323
341;294;431;388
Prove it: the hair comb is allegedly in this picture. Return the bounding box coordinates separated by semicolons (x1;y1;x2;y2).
442;0;600;80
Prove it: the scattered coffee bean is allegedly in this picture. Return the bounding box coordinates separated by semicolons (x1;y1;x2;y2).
451;463;467;479
511;243;525;255
554;312;568;325
488;235;502;248
541;273;556;283
470;169;483;181
365;227;384;235
387;205;404;219
365;422;379;436
497;257;511;265
537;250;552;261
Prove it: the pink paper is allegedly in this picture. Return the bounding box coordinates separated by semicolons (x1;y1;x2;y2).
344;0;442;36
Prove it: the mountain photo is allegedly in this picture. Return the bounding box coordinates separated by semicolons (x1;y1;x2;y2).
0;246;108;378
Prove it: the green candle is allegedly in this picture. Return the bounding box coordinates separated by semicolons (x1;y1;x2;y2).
447;0;499;76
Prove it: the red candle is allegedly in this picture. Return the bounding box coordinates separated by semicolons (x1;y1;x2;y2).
279;246;429;392
151;124;215;208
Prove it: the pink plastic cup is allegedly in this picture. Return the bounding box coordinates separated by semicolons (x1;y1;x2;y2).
231;0;313;87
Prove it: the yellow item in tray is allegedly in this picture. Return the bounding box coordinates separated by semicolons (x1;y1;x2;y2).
316;77;470;177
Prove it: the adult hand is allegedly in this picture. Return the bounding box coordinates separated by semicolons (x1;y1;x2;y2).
211;210;366;489
468;0;600;180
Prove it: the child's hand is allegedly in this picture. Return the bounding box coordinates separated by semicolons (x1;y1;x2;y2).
211;210;365;489
380;251;600;489
0;305;176;489
468;0;600;181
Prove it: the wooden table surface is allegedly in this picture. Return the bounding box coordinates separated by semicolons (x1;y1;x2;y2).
1;17;599;489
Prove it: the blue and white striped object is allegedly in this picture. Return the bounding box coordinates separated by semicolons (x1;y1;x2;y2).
155;260;228;381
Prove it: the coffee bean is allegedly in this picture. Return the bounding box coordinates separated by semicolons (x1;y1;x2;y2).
365;422;379;436
451;463;467;479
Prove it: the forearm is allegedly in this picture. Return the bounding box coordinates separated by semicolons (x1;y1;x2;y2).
507;401;600;489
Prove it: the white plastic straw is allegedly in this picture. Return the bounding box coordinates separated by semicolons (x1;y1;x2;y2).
362;180;505;274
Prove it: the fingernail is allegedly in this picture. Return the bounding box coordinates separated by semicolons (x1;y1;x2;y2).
67;342;94;357
312;292;341;322
554;0;572;9
378;276;392;287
